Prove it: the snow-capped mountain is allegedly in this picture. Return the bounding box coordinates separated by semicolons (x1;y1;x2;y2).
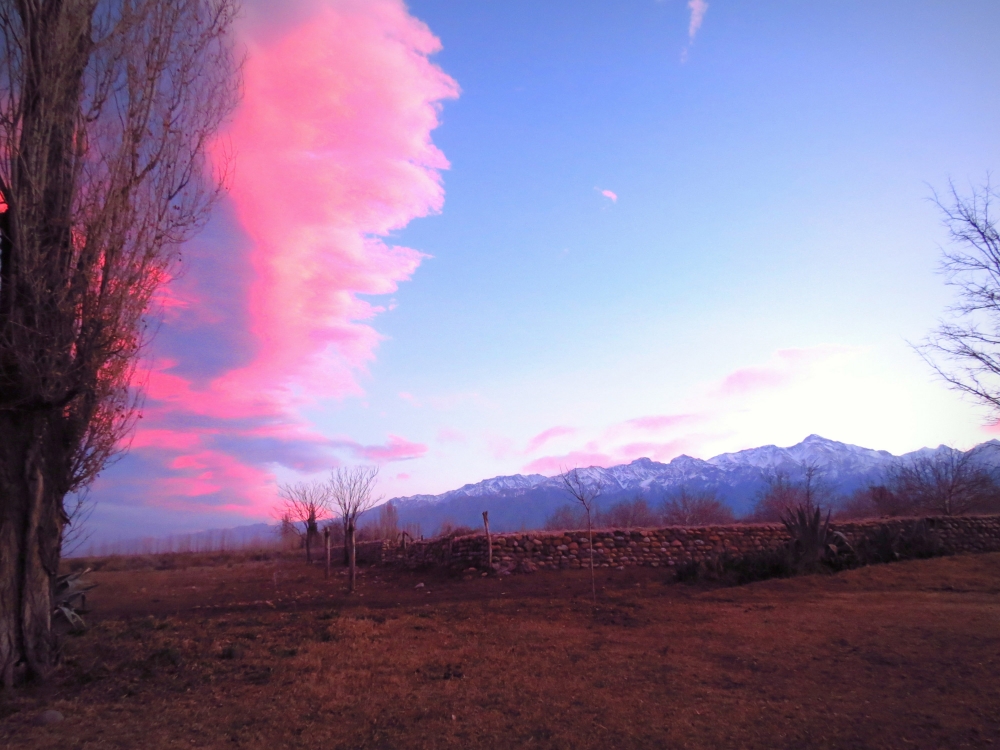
388;435;996;533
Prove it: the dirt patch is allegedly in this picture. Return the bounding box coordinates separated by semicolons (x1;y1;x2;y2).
2;553;999;749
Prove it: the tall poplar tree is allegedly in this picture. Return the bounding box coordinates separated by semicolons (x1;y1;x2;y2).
0;0;239;685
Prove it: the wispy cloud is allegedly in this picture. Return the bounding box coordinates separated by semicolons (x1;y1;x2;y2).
518;345;864;475
681;0;708;62
524;426;577;454
522;450;615;476
436;427;466;444
687;0;708;41
624;413;700;432
332;435;428;463
715;346;857;397
398;391;422;407
596;187;618;203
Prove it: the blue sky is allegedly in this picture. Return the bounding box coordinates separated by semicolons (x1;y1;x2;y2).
85;0;1000;541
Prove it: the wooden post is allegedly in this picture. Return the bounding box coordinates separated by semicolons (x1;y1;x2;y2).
324;528;331;579
482;511;492;574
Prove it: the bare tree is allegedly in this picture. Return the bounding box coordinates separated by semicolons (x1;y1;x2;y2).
838;484;913;519
544;504;587;531
275;481;331;563
918;180;1000;412
561;467;602;607
373;501;399;541
749;470;804;522
884;447;999;516
277;511;300;550
661;486;735;526
750;464;831;522
0;0;239;685
329;466;381;594
601;495;658;530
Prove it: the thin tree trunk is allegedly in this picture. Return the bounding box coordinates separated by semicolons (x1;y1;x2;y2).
324;528;330;579
348;523;357;593
482;511;492;574
587;511;596;607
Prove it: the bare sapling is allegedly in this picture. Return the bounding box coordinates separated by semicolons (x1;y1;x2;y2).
275;481;332;564
562;467;603;607
329;466;382;594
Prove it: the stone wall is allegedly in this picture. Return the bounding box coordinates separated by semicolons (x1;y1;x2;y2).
378;515;1000;574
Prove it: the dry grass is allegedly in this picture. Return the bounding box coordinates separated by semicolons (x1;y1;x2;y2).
2;552;999;749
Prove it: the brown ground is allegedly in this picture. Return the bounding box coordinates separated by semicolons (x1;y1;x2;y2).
2;551;999;749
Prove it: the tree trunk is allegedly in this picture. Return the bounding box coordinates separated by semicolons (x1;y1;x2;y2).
0;415;66;687
587;512;596;607
324;528;331;579
348;523;357;593
343;520;350;565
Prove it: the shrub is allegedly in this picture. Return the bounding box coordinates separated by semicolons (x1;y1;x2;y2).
781;505;853;573
674;548;794;586
853;519;946;565
660;487;735;526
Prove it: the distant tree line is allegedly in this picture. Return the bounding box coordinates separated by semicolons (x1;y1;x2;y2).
541;447;1000;531
544;488;734;531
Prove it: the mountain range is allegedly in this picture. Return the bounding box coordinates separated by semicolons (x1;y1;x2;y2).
388;435;1000;533
77;434;999;553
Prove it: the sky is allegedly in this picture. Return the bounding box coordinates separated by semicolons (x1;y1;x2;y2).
85;0;1000;541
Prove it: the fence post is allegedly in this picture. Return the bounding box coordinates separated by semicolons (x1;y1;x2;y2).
483;511;492;574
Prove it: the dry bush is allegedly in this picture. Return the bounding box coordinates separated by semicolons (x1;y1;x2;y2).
600;497;658;529
884;448;1000;516
544;504;587;531
838;485;915;519
435;522;477;539
661;487;735;526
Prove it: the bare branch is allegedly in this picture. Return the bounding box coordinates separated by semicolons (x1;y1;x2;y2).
917;178;1000;414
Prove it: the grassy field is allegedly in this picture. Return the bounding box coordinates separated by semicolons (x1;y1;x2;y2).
2;551;999;749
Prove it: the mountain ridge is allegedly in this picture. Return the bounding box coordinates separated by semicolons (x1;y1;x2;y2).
388;434;997;532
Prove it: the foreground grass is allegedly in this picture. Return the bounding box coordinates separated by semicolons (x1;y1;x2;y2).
2;553;999;749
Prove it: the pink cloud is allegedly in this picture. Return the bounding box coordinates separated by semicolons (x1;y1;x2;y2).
688;0;708;41
597;188;618;203
396;473;410;480
718;366;791;396
716;346;856;397
625;413;699;432
436;427;466;443
522;451;615;476
488;436;516;460
152;450;276;514
211;0;459;404
342;435;428;463
103;0;457;520
129;428;206;453
398;391;422;407
524;426;577;454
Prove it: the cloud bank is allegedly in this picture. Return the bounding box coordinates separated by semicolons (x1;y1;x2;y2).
94;0;458;522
